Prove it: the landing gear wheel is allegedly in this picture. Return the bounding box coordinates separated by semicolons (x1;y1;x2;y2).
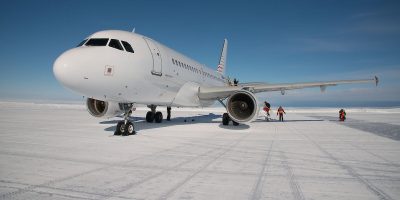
146;111;155;123
114;121;124;135
222;113;230;126
155;112;163;123
232;121;240;126
122;121;135;136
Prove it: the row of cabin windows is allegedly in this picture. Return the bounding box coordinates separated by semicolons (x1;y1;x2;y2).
77;38;134;53
171;58;222;81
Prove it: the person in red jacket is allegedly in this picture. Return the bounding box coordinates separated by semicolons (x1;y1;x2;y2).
339;109;346;121
277;106;286;122
263;101;271;121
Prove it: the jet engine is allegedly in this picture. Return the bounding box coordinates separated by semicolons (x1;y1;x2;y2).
86;98;124;118
226;90;259;123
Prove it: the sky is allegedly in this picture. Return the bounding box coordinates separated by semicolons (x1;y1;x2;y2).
0;0;399;107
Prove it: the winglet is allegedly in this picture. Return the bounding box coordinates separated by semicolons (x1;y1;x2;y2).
217;39;228;74
375;76;379;86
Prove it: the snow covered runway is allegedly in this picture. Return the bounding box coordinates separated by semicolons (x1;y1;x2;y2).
0;102;399;200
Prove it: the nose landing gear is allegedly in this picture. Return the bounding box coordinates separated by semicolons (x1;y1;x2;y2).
114;104;136;136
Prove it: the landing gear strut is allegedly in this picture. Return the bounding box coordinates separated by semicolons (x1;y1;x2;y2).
146;105;163;123
218;99;239;126
114;104;136;136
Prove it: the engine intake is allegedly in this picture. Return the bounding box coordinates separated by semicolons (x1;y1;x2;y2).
226;90;259;123
86;98;124;118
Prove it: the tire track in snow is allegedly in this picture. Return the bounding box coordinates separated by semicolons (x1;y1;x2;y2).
279;150;305;200
98;133;250;200
249;126;276;200
290;126;395;200
350;143;400;169
156;132;252;200
0;135;223;200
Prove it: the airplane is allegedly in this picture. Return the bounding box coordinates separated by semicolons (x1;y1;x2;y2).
53;30;378;136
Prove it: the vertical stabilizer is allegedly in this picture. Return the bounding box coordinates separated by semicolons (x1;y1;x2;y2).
217;39;228;74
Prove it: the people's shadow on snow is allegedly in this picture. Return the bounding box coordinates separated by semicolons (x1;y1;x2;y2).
101;113;247;133
253;118;324;123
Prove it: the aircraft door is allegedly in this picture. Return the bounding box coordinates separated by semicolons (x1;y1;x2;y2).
144;38;162;76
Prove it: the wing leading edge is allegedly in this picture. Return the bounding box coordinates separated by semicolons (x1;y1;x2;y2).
198;76;378;100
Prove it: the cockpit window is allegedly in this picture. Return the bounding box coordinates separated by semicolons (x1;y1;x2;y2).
108;39;124;51
77;39;87;47
121;41;134;53
85;38;109;46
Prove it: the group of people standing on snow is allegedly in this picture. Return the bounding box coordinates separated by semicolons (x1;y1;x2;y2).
262;101;346;122
263;101;286;122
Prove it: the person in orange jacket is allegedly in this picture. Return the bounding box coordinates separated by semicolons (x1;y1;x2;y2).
277;106;286;122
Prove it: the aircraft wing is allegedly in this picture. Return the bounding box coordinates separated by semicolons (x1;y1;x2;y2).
198;76;378;100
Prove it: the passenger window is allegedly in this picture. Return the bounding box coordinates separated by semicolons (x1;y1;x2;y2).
86;38;109;46
77;39;87;47
121;41;134;53
109;39;124;51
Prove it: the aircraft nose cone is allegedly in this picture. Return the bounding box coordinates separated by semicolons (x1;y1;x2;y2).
53;50;81;91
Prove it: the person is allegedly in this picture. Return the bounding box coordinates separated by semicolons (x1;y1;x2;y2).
277;106;286;122
227;77;233;86
263;101;271;121
339;109;346;121
233;78;239;86
167;106;171;121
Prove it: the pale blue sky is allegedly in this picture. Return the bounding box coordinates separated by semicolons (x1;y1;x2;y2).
0;0;399;106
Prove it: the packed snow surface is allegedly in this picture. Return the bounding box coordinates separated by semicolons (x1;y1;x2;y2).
0;102;399;200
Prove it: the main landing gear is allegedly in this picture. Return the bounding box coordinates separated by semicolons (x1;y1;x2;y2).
146;105;163;123
218;100;239;126
114;104;136;136
222;113;239;126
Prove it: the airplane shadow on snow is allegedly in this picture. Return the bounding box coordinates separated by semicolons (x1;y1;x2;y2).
100;113;250;134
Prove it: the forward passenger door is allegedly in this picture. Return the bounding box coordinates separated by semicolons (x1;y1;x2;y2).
144;38;162;76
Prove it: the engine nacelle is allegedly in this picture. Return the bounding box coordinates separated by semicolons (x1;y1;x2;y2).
86;98;124;118
226;90;259;123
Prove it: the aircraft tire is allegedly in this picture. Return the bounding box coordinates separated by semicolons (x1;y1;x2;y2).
155;112;163;123
222;113;230;125
232;121;239;126
122;121;135;136
114;121;124;135
146;111;155;123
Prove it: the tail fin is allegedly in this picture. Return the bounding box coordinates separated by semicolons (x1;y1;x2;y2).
217;39;228;74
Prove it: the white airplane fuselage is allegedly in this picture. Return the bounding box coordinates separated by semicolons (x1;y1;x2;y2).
54;29;377;131
54;30;226;107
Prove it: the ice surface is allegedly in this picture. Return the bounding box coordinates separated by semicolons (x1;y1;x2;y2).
0;102;399;200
